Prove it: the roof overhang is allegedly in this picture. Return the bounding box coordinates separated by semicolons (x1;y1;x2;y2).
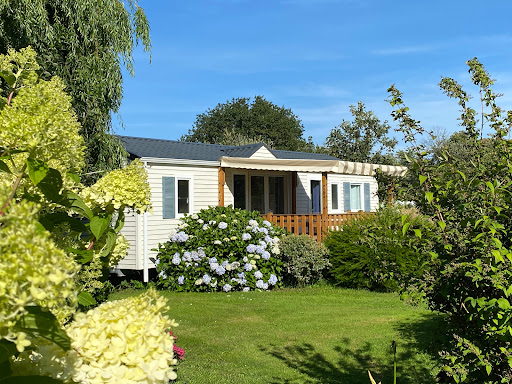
220;156;408;176
338;161;408;177
220;156;340;173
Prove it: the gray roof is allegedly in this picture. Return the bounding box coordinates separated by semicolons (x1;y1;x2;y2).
118;136;338;162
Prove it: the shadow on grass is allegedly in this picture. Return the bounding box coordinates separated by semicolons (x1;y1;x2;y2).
261;313;448;384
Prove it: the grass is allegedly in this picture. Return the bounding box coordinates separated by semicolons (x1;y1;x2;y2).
110;286;447;384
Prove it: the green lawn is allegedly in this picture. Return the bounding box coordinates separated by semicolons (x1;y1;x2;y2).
111;287;446;384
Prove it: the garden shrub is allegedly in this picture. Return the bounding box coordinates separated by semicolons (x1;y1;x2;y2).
12;289;180;383
279;234;330;286
324;205;433;292
156;205;286;292
388;59;512;382
1;47;180;383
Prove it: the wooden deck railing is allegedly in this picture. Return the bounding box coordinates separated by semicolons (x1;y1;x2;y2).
261;211;371;242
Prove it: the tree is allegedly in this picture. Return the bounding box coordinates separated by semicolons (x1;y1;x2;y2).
182;96;313;152
0;0;151;184
388;59;512;383
324;102;397;164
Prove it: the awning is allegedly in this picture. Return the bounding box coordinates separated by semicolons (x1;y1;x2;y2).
220;157;340;173
220;156;408;176
338;161;408;177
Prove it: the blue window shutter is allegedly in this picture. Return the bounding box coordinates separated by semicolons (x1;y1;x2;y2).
162;177;175;219
364;183;371;212
343;182;351;212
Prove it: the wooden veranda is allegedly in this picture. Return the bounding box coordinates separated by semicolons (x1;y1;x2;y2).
261;211;370;242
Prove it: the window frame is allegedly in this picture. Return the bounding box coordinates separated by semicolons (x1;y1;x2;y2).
176;176;193;218
162;175;194;219
349;183;363;212
330;182;341;213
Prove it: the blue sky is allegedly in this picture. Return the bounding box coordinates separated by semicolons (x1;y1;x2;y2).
116;0;512;147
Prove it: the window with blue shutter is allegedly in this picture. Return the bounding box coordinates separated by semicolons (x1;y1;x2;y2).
162;177;175;219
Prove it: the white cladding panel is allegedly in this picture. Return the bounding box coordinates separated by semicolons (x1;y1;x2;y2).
117;210;138;270
117;162;218;270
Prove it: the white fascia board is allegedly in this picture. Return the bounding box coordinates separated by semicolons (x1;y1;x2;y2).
139;157;220;167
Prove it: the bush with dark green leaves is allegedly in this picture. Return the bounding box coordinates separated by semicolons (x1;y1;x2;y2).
325;206;433;292
388;58;512;382
279;234;330;286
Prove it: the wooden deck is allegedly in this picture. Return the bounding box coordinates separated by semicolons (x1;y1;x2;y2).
261;211;371;242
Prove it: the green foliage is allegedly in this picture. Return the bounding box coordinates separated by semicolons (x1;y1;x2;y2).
324;101;398;164
387;58;512;383
156;205;286;292
325;206;432;292
0;48;154;380
279;234;330;287
0;0;151;183
182;96;315;152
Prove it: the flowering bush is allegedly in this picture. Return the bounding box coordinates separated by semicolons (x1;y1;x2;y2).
1;47;181;383
12;289;180;383
0;200;78;351
279;234;330;287
156;205;286;292
80;158;151;214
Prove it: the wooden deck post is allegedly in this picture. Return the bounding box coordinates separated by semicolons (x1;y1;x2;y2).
291;171;297;214
218;167;225;207
321;172;328;241
388;181;394;206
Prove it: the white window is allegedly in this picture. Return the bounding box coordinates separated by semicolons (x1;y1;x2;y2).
331;183;339;211
162;176;193;219
343;182;370;212
350;184;362;211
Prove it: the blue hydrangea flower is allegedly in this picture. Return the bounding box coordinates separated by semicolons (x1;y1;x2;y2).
244;263;253;272
203;274;212;285
210;262;219;271
178;275;185;285
264;235;272;244
262;251;271;260
171;253;181;265
159;271;167;279
254;270;263;279
172;231;189;242
223;284;232;292
202;224;210;230
209;257;217;263
218;221;228;229
246;244;257;253
242;233;252;241
215;265;226;275
259;227;269;235
198;248;206;258
263;220;272;227
183;251;192;261
255;245;265;254
237;272;245;279
256;279;268;289
259;240;267;248
248;219;259;227
269;274;278;285
243;287;250;292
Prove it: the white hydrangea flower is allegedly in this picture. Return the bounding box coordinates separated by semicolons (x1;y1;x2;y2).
12;289;179;383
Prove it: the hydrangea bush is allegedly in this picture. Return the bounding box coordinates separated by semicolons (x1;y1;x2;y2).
12;289;180;384
1;47;180;383
156;205;286;292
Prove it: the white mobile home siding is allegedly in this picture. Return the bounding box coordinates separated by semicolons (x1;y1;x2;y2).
296;172;378;214
118;161;218;270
